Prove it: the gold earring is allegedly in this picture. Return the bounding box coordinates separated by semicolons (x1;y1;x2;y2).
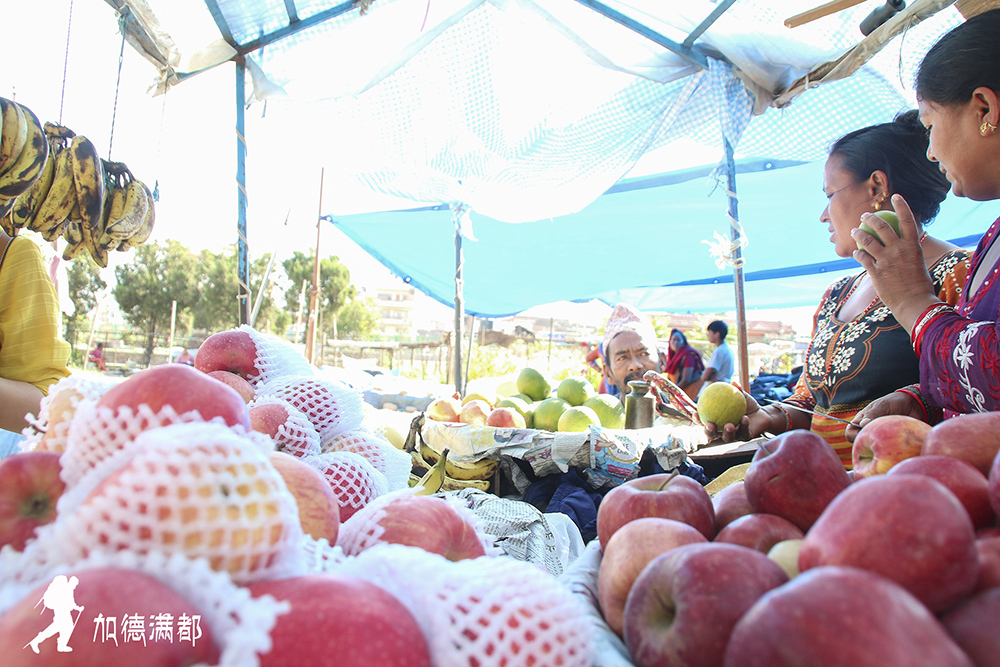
873;195;883;212
982;119;997;136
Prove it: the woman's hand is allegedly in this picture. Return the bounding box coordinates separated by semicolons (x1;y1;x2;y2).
851;195;939;333
844;391;925;443
704;392;770;443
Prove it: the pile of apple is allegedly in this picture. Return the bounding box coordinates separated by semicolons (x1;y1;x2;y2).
592;413;1000;667
0;327;595;666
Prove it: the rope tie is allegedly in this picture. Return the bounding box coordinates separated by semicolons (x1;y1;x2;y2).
702;187;748;270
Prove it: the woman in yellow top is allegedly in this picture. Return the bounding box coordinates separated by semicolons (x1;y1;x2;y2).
0;229;71;454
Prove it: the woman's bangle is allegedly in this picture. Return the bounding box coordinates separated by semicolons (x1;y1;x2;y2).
911;303;954;355
772;404;791;433
895;384;943;426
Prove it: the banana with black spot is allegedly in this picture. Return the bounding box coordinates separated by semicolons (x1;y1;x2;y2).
420;443;499;481
9;138;56;233
68;135;104;234
0;103;48;201
32;141;76;240
117;183;155;250
0;98;27;177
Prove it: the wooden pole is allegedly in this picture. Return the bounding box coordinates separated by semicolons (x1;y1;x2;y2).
547;317;554;372
784;0;865;28
724;137;751;391
454;229;464;395
305;168;324;364
168;300;177;362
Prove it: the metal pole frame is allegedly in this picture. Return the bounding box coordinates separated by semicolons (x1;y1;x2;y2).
454;228;464;395
235;57;251;325
724;137;751;391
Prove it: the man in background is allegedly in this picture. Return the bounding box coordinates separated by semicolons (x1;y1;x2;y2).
601;303;665;398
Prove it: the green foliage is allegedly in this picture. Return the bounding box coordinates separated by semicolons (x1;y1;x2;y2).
63;259;106;364
190;246;278;333
337;297;381;340
282;251;356;326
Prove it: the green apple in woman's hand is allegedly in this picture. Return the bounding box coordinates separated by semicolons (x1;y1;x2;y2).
856;210;901;248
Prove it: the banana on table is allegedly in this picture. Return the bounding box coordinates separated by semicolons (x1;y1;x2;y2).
0;98;155;265
408;445;496;493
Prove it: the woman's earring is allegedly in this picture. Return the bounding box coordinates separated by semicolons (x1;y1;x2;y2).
982;119;997;136
873;196;882;212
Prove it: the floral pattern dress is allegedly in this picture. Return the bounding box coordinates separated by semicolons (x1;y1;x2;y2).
784;249;970;468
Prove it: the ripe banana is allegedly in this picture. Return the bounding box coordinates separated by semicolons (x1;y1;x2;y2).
412;447;450;495
61;218;86;261
0;210;16;236
68;135;104;233
0;103;48;200
408;473;490;493
0;98;27;177
32;142;76;240
10;138;56;232
118;185;154;251
106;178;147;241
420;443;499;481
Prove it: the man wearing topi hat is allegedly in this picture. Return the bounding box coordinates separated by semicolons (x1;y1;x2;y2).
601;303;666;398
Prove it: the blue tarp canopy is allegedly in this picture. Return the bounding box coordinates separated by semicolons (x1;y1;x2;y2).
333;158;1000;317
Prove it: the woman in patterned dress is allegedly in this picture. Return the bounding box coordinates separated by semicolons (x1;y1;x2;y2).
707;111;970;468
847;9;1000;434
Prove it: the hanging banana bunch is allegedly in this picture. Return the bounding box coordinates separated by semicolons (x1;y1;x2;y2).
0;97;49;232
100;160;155;256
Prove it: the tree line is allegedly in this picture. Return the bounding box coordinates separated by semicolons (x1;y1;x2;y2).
64;241;381;364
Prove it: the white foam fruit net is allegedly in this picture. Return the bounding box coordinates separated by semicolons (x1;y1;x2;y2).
0;549;287;667
321;427;411;490
248;395;322;458
20;374;119;453
257;375;365;445
42;423;303;585
334;544;595;667
238;325;317;388
301;451;389;523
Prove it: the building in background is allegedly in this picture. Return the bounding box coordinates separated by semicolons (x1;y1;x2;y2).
372;285;417;338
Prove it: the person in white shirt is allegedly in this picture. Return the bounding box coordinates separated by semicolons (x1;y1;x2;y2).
701;320;734;388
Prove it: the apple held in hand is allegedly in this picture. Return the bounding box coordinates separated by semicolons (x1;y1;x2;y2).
425;396;462;422
743;429;851;532
923;412;1000;476
0;567;221;667
248;574;431;667
597;472;715;549
714;513;804;554
852;414;931;478
269;452;340;544
194;329;260;382
724;566;973;667
0;451;65;551
887;454;995;530
598;517;707;637
799;475;979;612
623;542;787;667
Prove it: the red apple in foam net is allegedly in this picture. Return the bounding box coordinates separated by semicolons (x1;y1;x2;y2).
458;399;490;426
0;567;220;666
425;396;461;422
484;406;526;429
247;574;431;667
623;542;787;667
851;414;931;478
714;513;804;554
597;517;707;637
303;452;386;523
96;364;250;429
250;402;290;439
0;451;65;551
723;566;973;667
799;474;979;612
923;412;1000;476
887;454;995;530
269;451;339;544
194;329;260;382
941;588;1000;667
975;536;1000;593
207;370;256;404
743;429;851;532
711;480;756;533
597;472;715;549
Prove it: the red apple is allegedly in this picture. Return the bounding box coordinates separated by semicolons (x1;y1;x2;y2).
978;527;1000;539
458;399;490;426
0;567;220;666
250;402;290;438
36;385;85;452
852;414;931;478
724;566;973;667
269;451;339;544
623;542;787;667
597;472;715;549
940;588;1000;667
207;370;256;404
799;475;979;612
0;451;65;551
743;429;851;532
247;574;431;667
887;454;995;529
975;536;1000;593
96;364;250;430
923;412;1000;476
714;513;805;554
341;495;485;561
711;480;756;533
485;407;526;429
194;329;260;382
425;396;461;422
597;517;707;637
303;452;386;523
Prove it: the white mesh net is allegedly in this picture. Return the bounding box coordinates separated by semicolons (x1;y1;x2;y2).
41;423;303;585
334;544;595;667
321;427;411;490
257;375;365;445
248;395;322;459
300;451;388;523
239;325;316;388
20;374;119;453
0;549;287;667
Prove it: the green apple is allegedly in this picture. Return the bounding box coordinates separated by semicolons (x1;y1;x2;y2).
856;210;901;248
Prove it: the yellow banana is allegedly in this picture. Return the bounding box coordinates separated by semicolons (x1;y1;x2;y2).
0;103;48;200
412;447;450;495
42;122;75;141
0;98;27;177
61;219;86;261
33;144;76;239
442;476;490;492
0;209;16;236
12;140;56;232
118;184;154;250
420;443;499;481
68;135;104;232
106;178;146;240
